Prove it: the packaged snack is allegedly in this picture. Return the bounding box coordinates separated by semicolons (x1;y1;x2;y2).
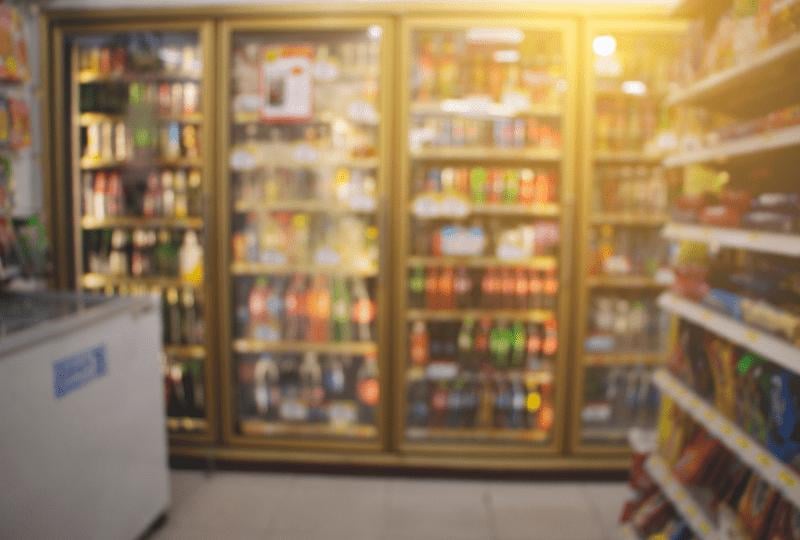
737;474;779;539
673;430;720;484
736;353;768;444
765;370;800;469
766;500;800;540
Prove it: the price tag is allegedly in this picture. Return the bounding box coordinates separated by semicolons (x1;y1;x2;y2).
745;330;759;344
701;310;713;322
756;453;771;466
700;524;711;535
686;506;697;518
736;436;750;449
721;424;733;436
778;471;797;487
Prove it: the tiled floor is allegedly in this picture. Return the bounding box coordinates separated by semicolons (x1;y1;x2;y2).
150;470;629;540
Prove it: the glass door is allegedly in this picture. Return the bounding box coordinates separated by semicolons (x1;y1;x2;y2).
220;18;390;450
56;22;215;443
397;18;577;454
572;20;684;453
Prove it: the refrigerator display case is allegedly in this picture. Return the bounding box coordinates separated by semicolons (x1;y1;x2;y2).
218;18;392;450
52;22;216;443
572;20;684;452
396;18;577;455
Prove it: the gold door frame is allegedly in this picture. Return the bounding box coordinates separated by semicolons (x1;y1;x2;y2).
47;18;219;447
570;17;685;456
217;16;395;453
395;15;579;458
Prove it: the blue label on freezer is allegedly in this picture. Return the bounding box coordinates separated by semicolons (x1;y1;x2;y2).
53;345;108;399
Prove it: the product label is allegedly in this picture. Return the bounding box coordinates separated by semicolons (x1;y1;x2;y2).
53;344;107;399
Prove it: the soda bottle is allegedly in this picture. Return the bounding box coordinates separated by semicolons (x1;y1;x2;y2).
469;167;488;204
481;267;499;308
503;169;520;204
351;278;375;342
494;377;512;428
445;378;463;428
283;274;306;341
425;267;438;309
453;267;473;309
331;277;351;342
438;266;455;309
543;268;558;310
457;317;475;369
528;269;543;309
461;376;478;428
409;266;425;309
407;378;430;428
510;321;526;368
308;275;331;342
431;382;448;428
519;168;535;205
510;375;527;429
542;319;558;360
248;278;271;340
474;317;491;366
526;322;543;370
477;375;495;428
410;321;429;366
501;268;515;308
514;268;529;310
356;353;380;425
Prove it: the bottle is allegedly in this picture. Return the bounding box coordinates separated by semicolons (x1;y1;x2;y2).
142;172;161;218
188;169;203;216
469;167;488;204
514;268;529;310
307;275;331;343
528;269;543;309
510;321;526;368
92;172;107;219
489;321;511;368
542;268;558;310
107;172;123;217
409;266;425;309
456;317;474;369
477;376;495;428
299;352;324;421
173;170;188;219
181;288;197;345
283;274;306;341
253;355;280;419
445;378;463;428
453;267;473;309
525;322;543;370
247;278;271;340
425;267;438;310
166;287;182;345
179;231;203;285
430;382;448;428
351;278;374;342
161;170;175;217
503;169;520;204
473;318;491;367
509;376;527;429
356;354;380;425
481;267;499;308
438;266;455;310
410;321;429;366
501;268;515;309
331;277;351;342
494;377;512;428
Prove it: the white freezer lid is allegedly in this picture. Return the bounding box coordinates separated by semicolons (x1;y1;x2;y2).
0;291;157;357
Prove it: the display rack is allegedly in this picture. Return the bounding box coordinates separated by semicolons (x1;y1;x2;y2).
396;16;577;456
645;454;718;539
627;1;800;534
217;17;392;452
654;370;800;508
52;21;217;445
572;19;683;454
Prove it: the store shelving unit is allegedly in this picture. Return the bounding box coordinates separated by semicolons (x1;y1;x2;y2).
52;21;217;446
637;2;800;532
217;17;393;453
663;222;800;257
645;454;718;539
572;19;683;454
658;292;800;375
396;16;577;457
654;370;800;508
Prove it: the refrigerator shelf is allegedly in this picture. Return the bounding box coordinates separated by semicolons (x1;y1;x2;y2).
81;216;203;229
653;369;800;509
406;309;555;323
233;339;378;356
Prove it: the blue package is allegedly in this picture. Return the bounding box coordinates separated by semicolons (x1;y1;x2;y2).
766;370;800;469
703;288;743;320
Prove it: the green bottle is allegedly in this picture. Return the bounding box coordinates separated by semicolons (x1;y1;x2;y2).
469;167;488;204
409;265;425;309
510;321;526;367
331;277;351;342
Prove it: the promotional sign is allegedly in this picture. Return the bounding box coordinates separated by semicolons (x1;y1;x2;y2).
260;45;313;122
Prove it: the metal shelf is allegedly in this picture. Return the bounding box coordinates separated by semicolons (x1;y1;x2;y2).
406;426;550;443
658;293;800;375
663;222;800;258
233;199;376;215
79;112;203;125
586;275;668;289
663;124;800;168
78;70;201;84
81;273;200;290
163;345;206;359
239;419;377;439
412;203;560;219
230;261;378;278
166;416;209;433
591;213;669;226
645;454;717;540
407;256;557;270
654;370;800;510
80;156;203;170
406;309;555;323
666;35;800;117
593;151;662;164
410;147;561;162
582;352;664;367
233;339;377;356
81;216;203;229
409;100;561;119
